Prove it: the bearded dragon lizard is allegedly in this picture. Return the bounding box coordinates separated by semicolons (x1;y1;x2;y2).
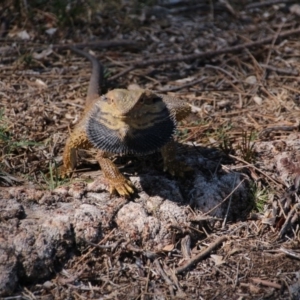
60;47;191;196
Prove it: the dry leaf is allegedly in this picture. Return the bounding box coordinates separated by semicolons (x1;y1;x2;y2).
17;30;30;40
32;48;53;60
162;244;174;252
253;96;262;105
211;254;225;266
176;77;195;84
249;284;262;294
290;4;300;17
245;75;257;85
35;79;47;88
45;28;57;35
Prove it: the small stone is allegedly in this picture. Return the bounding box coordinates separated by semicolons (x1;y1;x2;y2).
43;281;54;289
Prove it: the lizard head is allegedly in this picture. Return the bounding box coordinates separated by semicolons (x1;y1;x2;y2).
86;89;176;155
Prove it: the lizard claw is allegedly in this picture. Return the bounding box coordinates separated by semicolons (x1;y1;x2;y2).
56;165;72;179
107;177;135;197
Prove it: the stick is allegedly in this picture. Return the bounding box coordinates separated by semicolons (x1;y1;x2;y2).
229;154;285;187
175;236;227;274
110;27;300;81
246;0;294;10
154;259;175;297
52;40;141;51
250;277;281;289
278;203;300;239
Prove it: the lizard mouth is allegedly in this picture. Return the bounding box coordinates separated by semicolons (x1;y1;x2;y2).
115;111;147;120
86;107;176;155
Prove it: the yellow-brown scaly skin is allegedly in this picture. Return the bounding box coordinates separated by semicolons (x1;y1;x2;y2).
60;48;191;197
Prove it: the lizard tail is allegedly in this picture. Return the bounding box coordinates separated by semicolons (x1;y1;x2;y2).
69;46;104;106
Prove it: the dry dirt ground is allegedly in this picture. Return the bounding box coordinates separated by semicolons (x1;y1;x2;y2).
1;0;300;299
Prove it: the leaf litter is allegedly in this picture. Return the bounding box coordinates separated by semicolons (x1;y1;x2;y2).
1;0;300;299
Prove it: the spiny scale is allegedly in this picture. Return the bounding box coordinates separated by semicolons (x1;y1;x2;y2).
86;99;176;155
61;47;191;197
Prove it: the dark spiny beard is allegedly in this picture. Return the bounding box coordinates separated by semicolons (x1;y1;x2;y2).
86;106;176;155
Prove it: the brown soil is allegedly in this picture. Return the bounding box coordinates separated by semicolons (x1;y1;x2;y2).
1;0;300;299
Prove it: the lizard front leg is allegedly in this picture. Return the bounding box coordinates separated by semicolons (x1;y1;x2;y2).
96;150;135;197
61;126;92;176
161;139;191;178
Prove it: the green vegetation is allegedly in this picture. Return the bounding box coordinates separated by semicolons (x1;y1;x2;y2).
237;130;257;163
0;109;13;184
40;162;70;190
0;109;39;154
0;109;41;185
250;183;271;213
19;0;96;26
19;53;34;67
215;124;234;155
0;109;9;146
14;0;159;28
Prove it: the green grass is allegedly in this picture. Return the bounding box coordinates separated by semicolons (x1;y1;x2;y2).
0;109;9;144
250;183;271;213
22;0;96;26
0;109;40;153
40;162;70;190
237;130;257;163
1;109;71;189
215;124;234;154
17;0;159;28
0;110;14;184
0;109;43;185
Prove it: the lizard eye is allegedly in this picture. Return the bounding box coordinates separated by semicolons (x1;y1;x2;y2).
103;96;113;104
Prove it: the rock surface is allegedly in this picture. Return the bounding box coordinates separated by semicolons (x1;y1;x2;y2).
0;147;251;296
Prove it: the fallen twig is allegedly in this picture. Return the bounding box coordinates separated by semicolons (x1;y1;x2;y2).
260;63;299;76
155;77;207;93
109;27;300;81
205;64;239;83
229;154;285;187
52;40;141;51
250;277;282;289
259;125;299;138
175;236;227;274
222;173;237;229
154;259;176;297
203;178;245;216
280;247;300;260
181;235;192;259
278;202;300;239
246;0;294;10
73;229;116;268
